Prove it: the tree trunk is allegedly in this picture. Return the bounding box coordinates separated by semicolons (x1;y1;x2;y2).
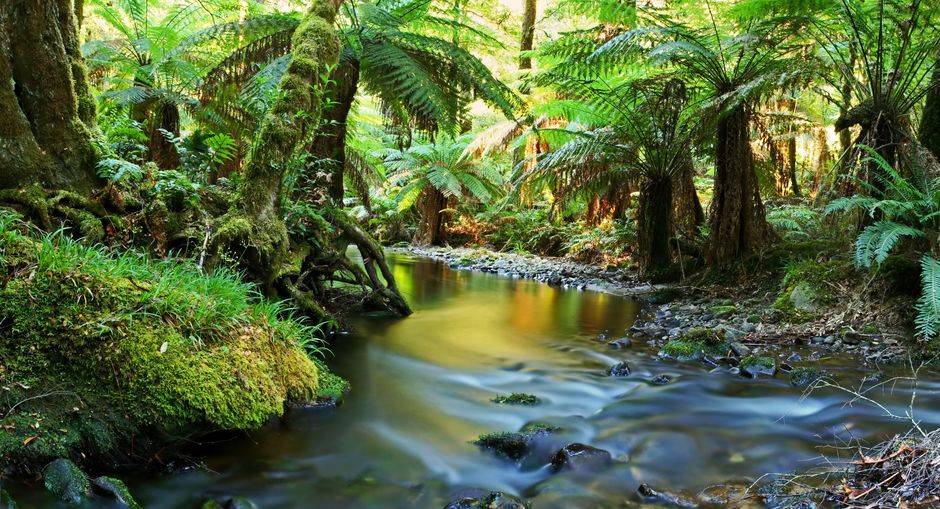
919;65;940;161
307;53;360;204
519;0;536;70
706;105;774;267
147;101;181;169
0;0;98;192
671;157;703;239
413;187;447;246
237;2;342;228
637;176;673;275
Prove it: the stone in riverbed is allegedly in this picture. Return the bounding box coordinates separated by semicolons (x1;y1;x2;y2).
740;356;776;378
443;489;531;509
637;484;699;508
43;459;90;504
607;337;632;349
789;367;830;388
651;374;672;385
473;424;558;462
607;361;631;377
550;443;612;473
90;476;141;508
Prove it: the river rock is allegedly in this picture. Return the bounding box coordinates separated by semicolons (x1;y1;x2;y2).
607;361;631;377
550;443;612;473
637;484;699;508
788;283;820;313
473;424;557;462
443;489;531;509
224;497;260;509
43;459;90;504
91;477;141;508
651;375;672;385
607;337;632;349
789;367;830;388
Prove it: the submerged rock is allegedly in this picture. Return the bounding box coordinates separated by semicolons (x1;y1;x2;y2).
637;483;699;508
740;356;777;378
91;476;141;508
492;393;541;405
607;337;633;349
43;459;90;504
789;367;830;388
443;488;531;509
607;361;631;377
473;424;557;462
651;374;672;386
550;443;612;473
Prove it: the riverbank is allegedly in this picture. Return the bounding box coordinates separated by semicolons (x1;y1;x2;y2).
400;244;916;364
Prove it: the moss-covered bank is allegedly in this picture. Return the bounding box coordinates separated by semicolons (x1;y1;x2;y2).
0;214;338;474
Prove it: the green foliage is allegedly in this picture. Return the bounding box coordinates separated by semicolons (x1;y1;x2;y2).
385;135;504;212
492;393;541;405
766;204;822;241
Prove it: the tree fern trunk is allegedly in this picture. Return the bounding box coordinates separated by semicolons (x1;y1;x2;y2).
638;175;673;276
919;65;940;161
147;101;181;170
413;187;447;246
519;0;536;70
0;0;98;192
706;105;774;266
671;156;703;239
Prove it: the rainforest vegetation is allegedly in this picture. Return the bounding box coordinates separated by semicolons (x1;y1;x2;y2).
2;0;940;507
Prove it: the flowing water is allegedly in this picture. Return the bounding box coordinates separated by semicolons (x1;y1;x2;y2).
12;252;940;508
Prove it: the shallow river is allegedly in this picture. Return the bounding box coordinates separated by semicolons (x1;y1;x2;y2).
15;252;940;508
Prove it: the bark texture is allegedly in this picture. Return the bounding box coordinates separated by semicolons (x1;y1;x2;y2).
519;0;536;70
307;53;360;203
0;0;98;192
920;65;940;161
706;106;774;266
637;176;673;275
671;157;703;239
413;187;448;246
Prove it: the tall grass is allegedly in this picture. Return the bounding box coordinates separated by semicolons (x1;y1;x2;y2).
0;211;328;356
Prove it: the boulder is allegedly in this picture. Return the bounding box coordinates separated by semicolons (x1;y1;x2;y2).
91;477;141;508
43;459;89;504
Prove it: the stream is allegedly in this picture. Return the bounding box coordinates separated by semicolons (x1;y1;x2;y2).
14;251;940;508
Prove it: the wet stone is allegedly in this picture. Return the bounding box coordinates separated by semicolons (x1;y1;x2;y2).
550;443;613;473
443;489;531;509
637;484;699;508
607;337;632;349
651;375;672;385
607;361;631;377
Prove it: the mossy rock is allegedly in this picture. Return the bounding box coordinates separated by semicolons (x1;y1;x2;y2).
43;459;89;504
711;305;737;318
90;476;141;509
740;356;776;378
313;358;350;404
773;259;853;322
789;367;830;388
492;393;540;406
473;424;557;462
660;328;728;361
0;227;320;472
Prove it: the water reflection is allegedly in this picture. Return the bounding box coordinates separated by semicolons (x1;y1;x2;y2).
10;251;940;508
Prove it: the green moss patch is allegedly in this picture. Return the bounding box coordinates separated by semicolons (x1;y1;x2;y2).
773;259;853;322
740;356;777;378
789;367;831;388
492;393;540;405
0;214;321;473
660;328;728;361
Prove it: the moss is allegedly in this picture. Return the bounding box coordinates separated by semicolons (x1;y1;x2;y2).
492;393;540;405
740;356;775;370
661;328;728;361
43;459;89;504
711;305;737;317
0;489;17;509
747;313;762;323
773;259;853;322
790;367;830;388
90;476;141;509
473;432;529;461
0;228;320;473
313;358;350;403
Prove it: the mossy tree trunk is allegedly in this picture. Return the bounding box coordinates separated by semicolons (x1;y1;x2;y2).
919;65;940;161
306;53;360;204
147;100;182;170
637;175;673;276
519;0;536;70
706;105;774;267
0;0;98;192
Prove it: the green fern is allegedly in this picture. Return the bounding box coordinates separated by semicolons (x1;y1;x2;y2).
916;256;940;339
